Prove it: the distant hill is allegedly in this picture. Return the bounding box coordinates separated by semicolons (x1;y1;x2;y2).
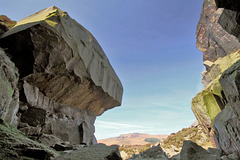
98;133;168;146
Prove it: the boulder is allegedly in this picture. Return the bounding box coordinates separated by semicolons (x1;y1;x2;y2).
128;145;168;160
179;141;221;160
54;143;122;160
38;134;65;147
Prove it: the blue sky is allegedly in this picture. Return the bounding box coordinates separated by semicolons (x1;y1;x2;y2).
2;0;204;139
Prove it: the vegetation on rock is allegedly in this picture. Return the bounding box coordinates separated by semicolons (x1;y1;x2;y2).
0;15;16;29
119;144;152;159
161;124;212;157
144;138;160;144
0;119;59;160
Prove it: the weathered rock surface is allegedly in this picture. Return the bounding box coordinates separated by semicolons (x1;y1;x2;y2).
218;9;240;40
0;119;59;160
196;0;240;63
0;6;123;148
212;60;240;156
20;81;97;145
54;143;122;160
191;51;240;144
0;48;19;126
179;141;221;160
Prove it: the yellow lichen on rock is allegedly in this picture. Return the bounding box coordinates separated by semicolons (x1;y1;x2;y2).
192;50;240;136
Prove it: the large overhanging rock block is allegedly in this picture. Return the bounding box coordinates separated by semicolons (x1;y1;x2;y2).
0;6;123;116
0;48;19;125
196;0;240;62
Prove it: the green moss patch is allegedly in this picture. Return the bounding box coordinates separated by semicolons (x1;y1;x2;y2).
0;119;59;160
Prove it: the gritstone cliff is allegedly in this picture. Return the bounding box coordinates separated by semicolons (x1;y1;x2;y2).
192;0;240;157
0;6;123;151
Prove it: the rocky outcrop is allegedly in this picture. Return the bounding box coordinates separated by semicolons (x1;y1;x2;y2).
196;0;240;64
54;143;122;160
161;121;212;157
125;141;236;160
0;6;123;149
213;60;240;156
191;51;240;140
192;0;240;158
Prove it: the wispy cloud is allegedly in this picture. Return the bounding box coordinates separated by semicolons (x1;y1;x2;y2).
95;120;172;139
96;120;148;129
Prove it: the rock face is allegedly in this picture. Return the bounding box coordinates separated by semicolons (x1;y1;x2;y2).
191;51;240;140
196;0;240;64
0;6;123;147
0;48;19;125
192;0;240;157
213;60;240;156
0;119;59;160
